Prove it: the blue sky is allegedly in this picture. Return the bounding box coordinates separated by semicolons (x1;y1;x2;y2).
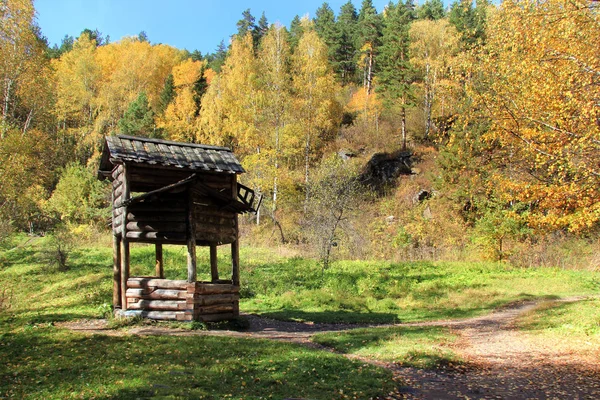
36;0;430;55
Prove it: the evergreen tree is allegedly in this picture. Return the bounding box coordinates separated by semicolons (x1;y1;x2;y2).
314;3;337;62
288;15;304;51
118;92;155;137
192;63;207;116
417;0;446;20
377;0;415;149
237;9;257;37
255;12;270;45
190;50;203;61
159;74;175;114
206;40;228;72
334;1;359;83
449;0;488;48
356;0;382;93
138;31;149;42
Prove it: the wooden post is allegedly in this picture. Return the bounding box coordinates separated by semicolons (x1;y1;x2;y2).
120;164;130;310
120;239;130;310
113;235;121;309
187;189;197;283
155;243;164;279
231;175;240;286
210;243;219;282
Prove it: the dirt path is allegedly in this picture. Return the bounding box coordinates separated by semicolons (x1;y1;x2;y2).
61;297;600;399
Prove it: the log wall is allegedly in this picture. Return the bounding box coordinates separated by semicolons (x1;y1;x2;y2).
125;277;239;321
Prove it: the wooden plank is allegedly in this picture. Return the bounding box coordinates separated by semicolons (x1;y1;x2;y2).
126;231;187;241
126;288;187;300
186;294;238;306
127;212;186;222
113;183;124;199
127;206;186;213
195;224;236;236
121;310;183;320
127;300;187;311
196;303;235;314
197;312;236;322
210;244;219;282
126;221;187;232
193;283;240;295
127;278;189;290
113;235;121;309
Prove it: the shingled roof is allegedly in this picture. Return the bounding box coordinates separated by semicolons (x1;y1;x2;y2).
98;135;245;178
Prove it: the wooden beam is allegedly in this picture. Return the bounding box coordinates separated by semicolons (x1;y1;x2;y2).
187;189;197;283
155;243;164;279
210;244;219;282
120;239;130;310
231;175;240;286
113;235;121;309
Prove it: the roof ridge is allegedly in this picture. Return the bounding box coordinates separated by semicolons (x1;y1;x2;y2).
114;134;232;152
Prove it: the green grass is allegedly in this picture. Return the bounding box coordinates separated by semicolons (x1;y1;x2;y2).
1;235;599;397
313;326;461;369
516;298;600;340
0;238;395;399
0;327;392;399
240;258;600;324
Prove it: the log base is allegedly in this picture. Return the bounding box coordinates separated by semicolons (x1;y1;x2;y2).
121;277;240;322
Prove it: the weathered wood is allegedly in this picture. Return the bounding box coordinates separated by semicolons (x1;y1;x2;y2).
196;303;235;314
113;235;121;309
127;300;187;311
187;189;197;283
124;173;197;207
231;175;240;286
127;278;189;290
190;282;240;295
111;164;124;180
210;244;219;282
126;288;187;300
198;312;237;322
127;206;186;213
113;183;124;199
155;243;164;279
195;224;236;236
126;221;187;232
126;231;187;241
120;239;130;310
195;215;235;227
120;310;185;321
127;212;186;222
187;294;237;306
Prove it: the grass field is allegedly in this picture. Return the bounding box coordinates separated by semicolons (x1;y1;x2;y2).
1;235;598;398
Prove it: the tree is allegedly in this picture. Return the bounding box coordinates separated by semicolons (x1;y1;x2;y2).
448;0;488;49
409;19;459;140
356;0;382;94
236;9;256;38
206;40;227;72
314;3;337;63
462;0;600;232
291;18;342;208
377;0;415;149
158;73;175;114
417;0;445;20
255;12;269;44
288;15;304;51
334;1;359;83
118;91;155;137
0;0;51;135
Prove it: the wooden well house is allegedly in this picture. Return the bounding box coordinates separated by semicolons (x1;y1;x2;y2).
98;135;259;322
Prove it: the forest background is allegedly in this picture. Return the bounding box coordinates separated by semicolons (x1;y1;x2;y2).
0;0;598;269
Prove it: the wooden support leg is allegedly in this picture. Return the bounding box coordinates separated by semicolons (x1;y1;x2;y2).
120;239;130;310
187;189;197;283
113;235;121;309
155;243;164;279
210;244;219;282
231;240;239;286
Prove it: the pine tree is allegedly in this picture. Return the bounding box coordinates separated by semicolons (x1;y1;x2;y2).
377;0;415;149
417;0;446;20
288;15;304;51
118;92;155;137
236;9;257;37
357;0;382;93
255;12;270;45
334;1;359;83
448;0;488;48
314;3;337;63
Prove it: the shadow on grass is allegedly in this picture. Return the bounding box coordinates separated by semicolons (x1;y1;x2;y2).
0;329;394;399
257;309;401;324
